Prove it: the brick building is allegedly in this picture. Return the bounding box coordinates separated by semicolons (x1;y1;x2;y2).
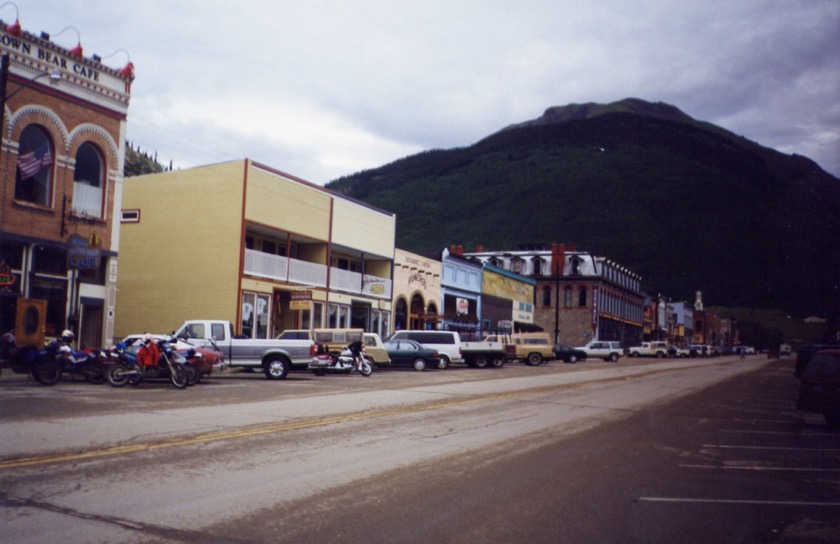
0;19;133;347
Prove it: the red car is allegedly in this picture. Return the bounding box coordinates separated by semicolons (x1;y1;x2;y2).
796;349;840;428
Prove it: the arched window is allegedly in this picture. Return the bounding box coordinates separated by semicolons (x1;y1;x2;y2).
578;287;587;307
73;142;105;217
14;125;54;206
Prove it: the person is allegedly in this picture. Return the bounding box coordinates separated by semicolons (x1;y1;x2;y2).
136;334;161;371
347;340;364;370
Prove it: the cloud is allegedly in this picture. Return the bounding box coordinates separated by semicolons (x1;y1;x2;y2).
23;0;840;181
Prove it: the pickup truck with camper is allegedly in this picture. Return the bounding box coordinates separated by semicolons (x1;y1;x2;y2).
173;320;315;380
484;332;555;366
628;341;669;358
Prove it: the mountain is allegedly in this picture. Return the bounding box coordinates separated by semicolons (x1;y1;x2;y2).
326;99;840;321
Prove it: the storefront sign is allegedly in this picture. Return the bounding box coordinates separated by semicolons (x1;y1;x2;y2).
290;290;312;301
290;300;311;310
67;234;100;270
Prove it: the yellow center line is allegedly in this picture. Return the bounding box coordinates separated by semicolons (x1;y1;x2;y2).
0;387;543;470
0;365;689;470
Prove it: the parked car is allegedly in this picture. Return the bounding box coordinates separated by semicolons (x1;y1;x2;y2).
382;339;441;371
795;343;840;377
554;344;587;363
387;330;462;368
578;341;623;362
668;345;690;358
690;344;712;358
796;349;840;428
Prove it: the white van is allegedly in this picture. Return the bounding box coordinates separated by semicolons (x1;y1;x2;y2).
388;330;462;369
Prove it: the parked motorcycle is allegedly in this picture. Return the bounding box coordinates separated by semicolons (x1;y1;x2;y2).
309;340;373;377
106;338;190;389
54;345;107;384
0;332;63;385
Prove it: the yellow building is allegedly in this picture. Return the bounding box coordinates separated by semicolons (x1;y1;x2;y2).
115;160;394;339
392;249;441;331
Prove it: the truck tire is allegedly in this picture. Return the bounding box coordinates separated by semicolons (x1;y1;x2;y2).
490;357;505;368
526;353;543;366
264;356;289;380
437;356;449;370
630;352;639;357
474;355;488;368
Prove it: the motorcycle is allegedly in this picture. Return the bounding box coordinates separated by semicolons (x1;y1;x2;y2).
106;338;190;389
308;340;373;377
0;332;63;386
54;345;107;384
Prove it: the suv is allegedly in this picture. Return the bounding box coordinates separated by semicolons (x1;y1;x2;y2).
388;330;462;369
579;341;623;362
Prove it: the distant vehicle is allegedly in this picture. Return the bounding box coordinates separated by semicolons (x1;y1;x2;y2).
578;341;623;362
388;330;462;368
796;349;840;428
482;332;554;366
668;345;690;358
779;343;792;357
382;339;441;371
690;344;715;358
554;344;587;363
628;341;669;358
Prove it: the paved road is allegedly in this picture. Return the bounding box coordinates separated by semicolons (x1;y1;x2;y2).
1;355;837;543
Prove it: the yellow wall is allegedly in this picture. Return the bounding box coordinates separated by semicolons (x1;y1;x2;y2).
115;161;245;336
331;198;395;258
245;165;331;240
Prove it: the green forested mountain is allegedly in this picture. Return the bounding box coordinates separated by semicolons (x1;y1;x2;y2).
327;99;840;321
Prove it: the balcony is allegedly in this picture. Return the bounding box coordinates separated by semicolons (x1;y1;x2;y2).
244;249;391;299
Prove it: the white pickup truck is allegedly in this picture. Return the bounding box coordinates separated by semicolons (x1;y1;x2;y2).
173;319;315;380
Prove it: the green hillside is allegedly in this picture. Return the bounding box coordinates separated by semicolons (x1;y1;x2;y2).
327;99;840;323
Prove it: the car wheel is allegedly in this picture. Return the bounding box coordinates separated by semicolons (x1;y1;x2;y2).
264;356;289;380
527;353;543;366
437;356;449;370
412;358;426;371
474;355;488;368
567;354;578;364
630;352;639;357
608;353;619;362
490;357;505;368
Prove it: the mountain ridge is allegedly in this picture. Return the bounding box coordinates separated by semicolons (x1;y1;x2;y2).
327;99;839;322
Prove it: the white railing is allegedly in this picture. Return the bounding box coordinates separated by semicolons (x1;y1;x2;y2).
243;249;391;298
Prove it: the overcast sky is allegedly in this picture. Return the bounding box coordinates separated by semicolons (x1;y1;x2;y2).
19;1;840;183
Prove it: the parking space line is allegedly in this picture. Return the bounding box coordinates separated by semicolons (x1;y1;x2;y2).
702;444;840;453
679;464;840;472
720;429;837;437
638;497;840;507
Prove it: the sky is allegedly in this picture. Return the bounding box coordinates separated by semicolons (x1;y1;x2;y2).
17;1;840;183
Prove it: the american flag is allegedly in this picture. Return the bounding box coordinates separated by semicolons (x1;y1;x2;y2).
17;144;53;179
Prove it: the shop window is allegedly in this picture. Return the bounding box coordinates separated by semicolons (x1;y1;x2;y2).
241;292;270;339
14;125;54;207
73;142;105;217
